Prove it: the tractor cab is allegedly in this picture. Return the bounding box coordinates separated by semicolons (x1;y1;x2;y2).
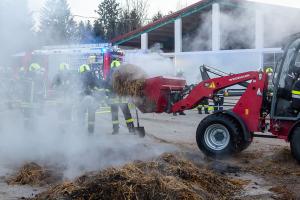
272;35;300;119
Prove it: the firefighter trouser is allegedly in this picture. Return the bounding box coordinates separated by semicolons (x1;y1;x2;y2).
111;103;134;131
78;95;97;133
198;99;209;114
21;79;44;129
292;89;300;111
23;106;33;129
57;99;72;131
213;96;224;113
198;105;209;114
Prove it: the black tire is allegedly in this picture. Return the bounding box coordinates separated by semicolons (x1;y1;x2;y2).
238;139;252;152
196;114;244;158
233;130;253;153
290;127;300;162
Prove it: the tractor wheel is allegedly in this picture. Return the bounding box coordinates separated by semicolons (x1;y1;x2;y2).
196;114;242;157
290;127;300;162
237;132;253;152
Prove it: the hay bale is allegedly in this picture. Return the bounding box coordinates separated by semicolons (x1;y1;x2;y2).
7;162;62;186
112;64;147;97
33;153;243;200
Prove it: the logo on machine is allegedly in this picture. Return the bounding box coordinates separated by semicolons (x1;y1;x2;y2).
229;74;250;82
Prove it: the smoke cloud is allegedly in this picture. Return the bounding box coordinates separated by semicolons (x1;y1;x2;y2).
179;2;300;84
0;0;176;181
0;106;175;179
0;0;35;65
125;50;176;77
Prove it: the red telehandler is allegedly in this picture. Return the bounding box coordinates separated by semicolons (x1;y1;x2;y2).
135;34;300;162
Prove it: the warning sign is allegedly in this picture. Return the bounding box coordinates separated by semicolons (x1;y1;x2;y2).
208;82;216;89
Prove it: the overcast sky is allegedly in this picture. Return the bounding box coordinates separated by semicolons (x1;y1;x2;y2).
28;0;300;23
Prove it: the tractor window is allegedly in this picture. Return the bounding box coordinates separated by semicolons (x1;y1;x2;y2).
278;39;300;89
273;56;282;85
273;38;300;118
296;52;300;67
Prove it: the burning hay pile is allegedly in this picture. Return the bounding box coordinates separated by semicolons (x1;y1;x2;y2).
33;153;243;200
112;64;147;97
7;162;62;186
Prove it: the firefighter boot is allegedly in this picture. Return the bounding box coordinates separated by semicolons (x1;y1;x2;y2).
112;125;119;135
127;122;135;133
179;111;186;115
198;108;202;114
205;108;209;114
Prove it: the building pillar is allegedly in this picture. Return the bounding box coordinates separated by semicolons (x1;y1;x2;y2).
175;18;182;53
141;33;148;51
212;3;221;51
255;9;264;49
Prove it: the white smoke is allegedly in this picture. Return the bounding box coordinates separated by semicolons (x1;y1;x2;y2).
0;55;176;180
0;0;35;65
0;106;175;179
0;0;176;181
124;50;176;77
178;2;300;84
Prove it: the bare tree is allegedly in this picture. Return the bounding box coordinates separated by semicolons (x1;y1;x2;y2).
152;11;164;22
123;0;148;25
116;0;148;35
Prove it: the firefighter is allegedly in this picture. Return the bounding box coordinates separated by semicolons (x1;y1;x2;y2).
52;63;73;132
197;98;209;114
289;66;300;115
111;58;121;68
265;67;273;75
19;66;27;79
265;67;274;92
52;63;71;89
88;55;97;69
78;62;100;134
29;63;41;72
107;58;135;134
291;80;300;113
28;62;46;102
277;65;300;116
213;91;225;113
79;64;99;95
174;69;186;116
264;67;274;111
22;62;45;129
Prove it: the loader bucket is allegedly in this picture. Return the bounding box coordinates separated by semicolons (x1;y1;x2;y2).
135;76;186;113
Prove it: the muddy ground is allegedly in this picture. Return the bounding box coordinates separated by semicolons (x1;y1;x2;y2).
1;110;299;199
